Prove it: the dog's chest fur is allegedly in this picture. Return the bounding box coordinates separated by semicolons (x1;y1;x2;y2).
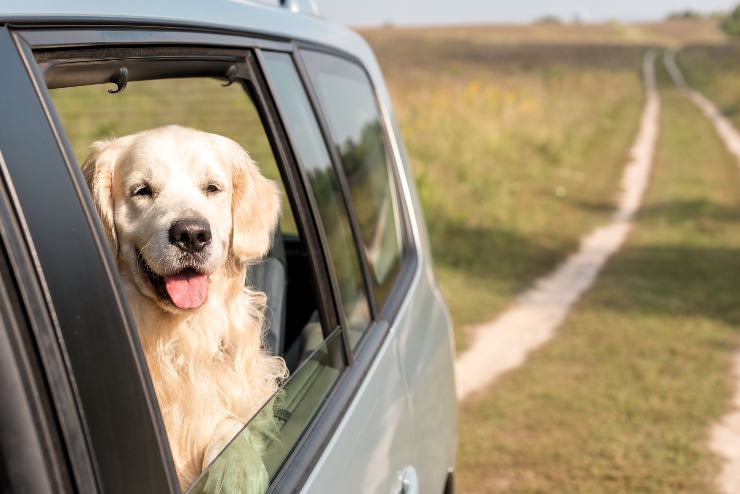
126;274;283;487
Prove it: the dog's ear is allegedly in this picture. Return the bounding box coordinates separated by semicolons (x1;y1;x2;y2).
82;139;123;253
220;137;281;263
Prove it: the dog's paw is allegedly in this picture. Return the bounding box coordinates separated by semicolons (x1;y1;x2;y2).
200;431;269;494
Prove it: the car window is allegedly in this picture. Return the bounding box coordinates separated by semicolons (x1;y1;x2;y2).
302;51;403;308
43;53;347;494
262;51;371;346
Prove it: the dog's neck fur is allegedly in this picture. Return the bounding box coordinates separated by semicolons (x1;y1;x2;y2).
123;262;285;488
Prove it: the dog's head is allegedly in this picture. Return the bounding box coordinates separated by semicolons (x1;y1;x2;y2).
82;125;280;313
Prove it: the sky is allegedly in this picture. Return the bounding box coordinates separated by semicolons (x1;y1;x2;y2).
310;0;737;27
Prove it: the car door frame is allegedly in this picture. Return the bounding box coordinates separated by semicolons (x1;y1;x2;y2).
7;21;422;494
0;26;182;493
254;44;420;491
0;148;77;494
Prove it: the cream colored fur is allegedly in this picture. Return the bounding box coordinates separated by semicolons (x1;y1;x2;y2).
82;125;287;490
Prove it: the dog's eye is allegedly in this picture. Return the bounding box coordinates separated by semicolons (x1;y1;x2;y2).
205;183;222;194
132;185;153;197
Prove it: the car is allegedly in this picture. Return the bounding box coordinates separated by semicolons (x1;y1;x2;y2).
0;1;457;493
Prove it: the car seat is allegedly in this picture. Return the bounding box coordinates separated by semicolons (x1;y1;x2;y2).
247;229;287;356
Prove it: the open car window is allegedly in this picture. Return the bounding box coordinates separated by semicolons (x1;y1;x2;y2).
39;48;350;493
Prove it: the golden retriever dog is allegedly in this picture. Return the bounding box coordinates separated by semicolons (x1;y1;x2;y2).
82;125;287;491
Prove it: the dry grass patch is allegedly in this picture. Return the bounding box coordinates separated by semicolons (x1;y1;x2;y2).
360;19;723;46
456;58;740;494
364;30;646;349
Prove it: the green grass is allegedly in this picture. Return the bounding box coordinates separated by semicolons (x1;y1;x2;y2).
455;57;740;493
363;31;647;349
51;78;275;166
678;43;740;129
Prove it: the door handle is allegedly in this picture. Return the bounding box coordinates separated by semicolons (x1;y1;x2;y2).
391;466;418;494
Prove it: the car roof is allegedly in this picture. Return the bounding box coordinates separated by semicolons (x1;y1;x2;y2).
0;0;374;63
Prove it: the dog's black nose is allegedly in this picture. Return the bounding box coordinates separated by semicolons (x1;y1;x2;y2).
169;218;212;253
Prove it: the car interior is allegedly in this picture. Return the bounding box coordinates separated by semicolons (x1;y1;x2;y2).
247;229;323;373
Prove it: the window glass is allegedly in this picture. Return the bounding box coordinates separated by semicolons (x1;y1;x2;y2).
302;51;403;307
262;51;371;345
188;327;345;493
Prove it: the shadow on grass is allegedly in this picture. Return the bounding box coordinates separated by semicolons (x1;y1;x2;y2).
638;199;740;224
571;198;740;224
427;214;572;333
586;241;740;329
567;198;615;214
428;217;567;290
720;101;740;118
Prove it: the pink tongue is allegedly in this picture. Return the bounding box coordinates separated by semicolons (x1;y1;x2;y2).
164;272;208;309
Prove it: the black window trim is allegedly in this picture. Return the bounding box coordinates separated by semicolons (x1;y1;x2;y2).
12;24;294;52
289;47;379;321
19;40;347;349
251;47;418;494
22;35;354;480
254;48;355;366
286;40;420;325
240;50;344;341
253;46;420;493
293;46;418;322
0;35;98;486
0;150;78;494
9;23;422;494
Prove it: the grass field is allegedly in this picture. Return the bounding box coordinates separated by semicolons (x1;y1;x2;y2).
362;30;651;350
362;23;737;352
362;19;740;493
455;53;740;493
678;44;740;128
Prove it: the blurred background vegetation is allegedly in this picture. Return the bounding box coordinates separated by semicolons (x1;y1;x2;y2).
360;13;740;492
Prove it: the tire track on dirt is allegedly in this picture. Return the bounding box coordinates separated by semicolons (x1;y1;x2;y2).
455;50;660;401
664;49;740;494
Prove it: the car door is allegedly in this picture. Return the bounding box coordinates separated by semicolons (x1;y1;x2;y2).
11;29;349;493
291;48;457;494
6;22;424;493
259;50;418;494
0;189;76;494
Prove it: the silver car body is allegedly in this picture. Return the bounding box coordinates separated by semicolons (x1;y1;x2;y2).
1;1;458;492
